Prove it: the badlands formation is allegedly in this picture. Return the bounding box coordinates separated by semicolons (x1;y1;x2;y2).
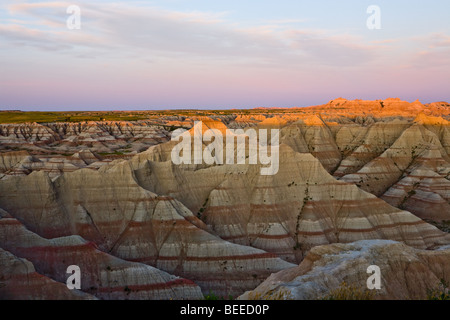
0;98;449;300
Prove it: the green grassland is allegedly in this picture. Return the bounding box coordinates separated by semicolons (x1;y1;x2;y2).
0;108;301;124
0;111;151;124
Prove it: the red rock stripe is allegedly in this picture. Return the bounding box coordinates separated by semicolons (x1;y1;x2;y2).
131;252;278;262
96;278;197;293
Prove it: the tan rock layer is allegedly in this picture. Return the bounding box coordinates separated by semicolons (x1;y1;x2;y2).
126;142;450;264
239;240;450;300
0;164;294;297
0;216;204;300
0;247;96;300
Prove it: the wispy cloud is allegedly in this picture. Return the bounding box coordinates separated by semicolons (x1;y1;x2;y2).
286;30;376;66
0;1;378;67
265;18;308;25
0;0;448;109
428;33;450;48
406;33;450;69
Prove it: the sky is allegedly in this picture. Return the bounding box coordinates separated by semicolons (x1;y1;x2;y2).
0;0;449;111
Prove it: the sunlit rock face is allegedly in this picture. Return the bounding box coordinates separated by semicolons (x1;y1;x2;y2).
0;99;449;299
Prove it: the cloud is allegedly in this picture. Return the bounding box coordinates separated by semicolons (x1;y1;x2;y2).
428;33;450;48
0;1;379;68
0;23;74;51
7;2;71;28
286;30;376;66
264;18;308;25
411;49;450;69
370;39;397;45
407;33;450;69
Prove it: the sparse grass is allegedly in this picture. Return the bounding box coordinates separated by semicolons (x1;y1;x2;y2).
0;111;150;124
247;289;293;300
98;151;125;156
427;279;450;300
0;111;70;123
197;197;209;219
0;107;310;124
321;282;376;300
124;286;131;295
424;220;450;233
203;291;234;300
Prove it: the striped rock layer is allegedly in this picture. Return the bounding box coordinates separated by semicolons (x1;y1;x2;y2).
1;100;450;300
239;240;450;300
0;164;294;297
0;214;203;300
127;140;450;264
0;247;95;300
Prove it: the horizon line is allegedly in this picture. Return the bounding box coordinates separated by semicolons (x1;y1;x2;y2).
1;97;449;113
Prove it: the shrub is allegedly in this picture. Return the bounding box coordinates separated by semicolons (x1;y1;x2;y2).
427;279;450;300
124;286;131;295
321;282;376;300
247;289;292;300
203;290;233;300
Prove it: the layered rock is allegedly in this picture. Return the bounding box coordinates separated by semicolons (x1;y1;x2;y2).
0;215;203;300
0;164;294;297
381;168;450;222
0;123;59;144
0;121;170;156
339;117;450;222
239;240;450;300
128;140;450;264
333;120;411;177
0;247;96;300
280;116;342;172
305;98;450;119
0;151;34;176
1;99;450;300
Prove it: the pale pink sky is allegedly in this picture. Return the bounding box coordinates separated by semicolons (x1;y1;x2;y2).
0;0;449;110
